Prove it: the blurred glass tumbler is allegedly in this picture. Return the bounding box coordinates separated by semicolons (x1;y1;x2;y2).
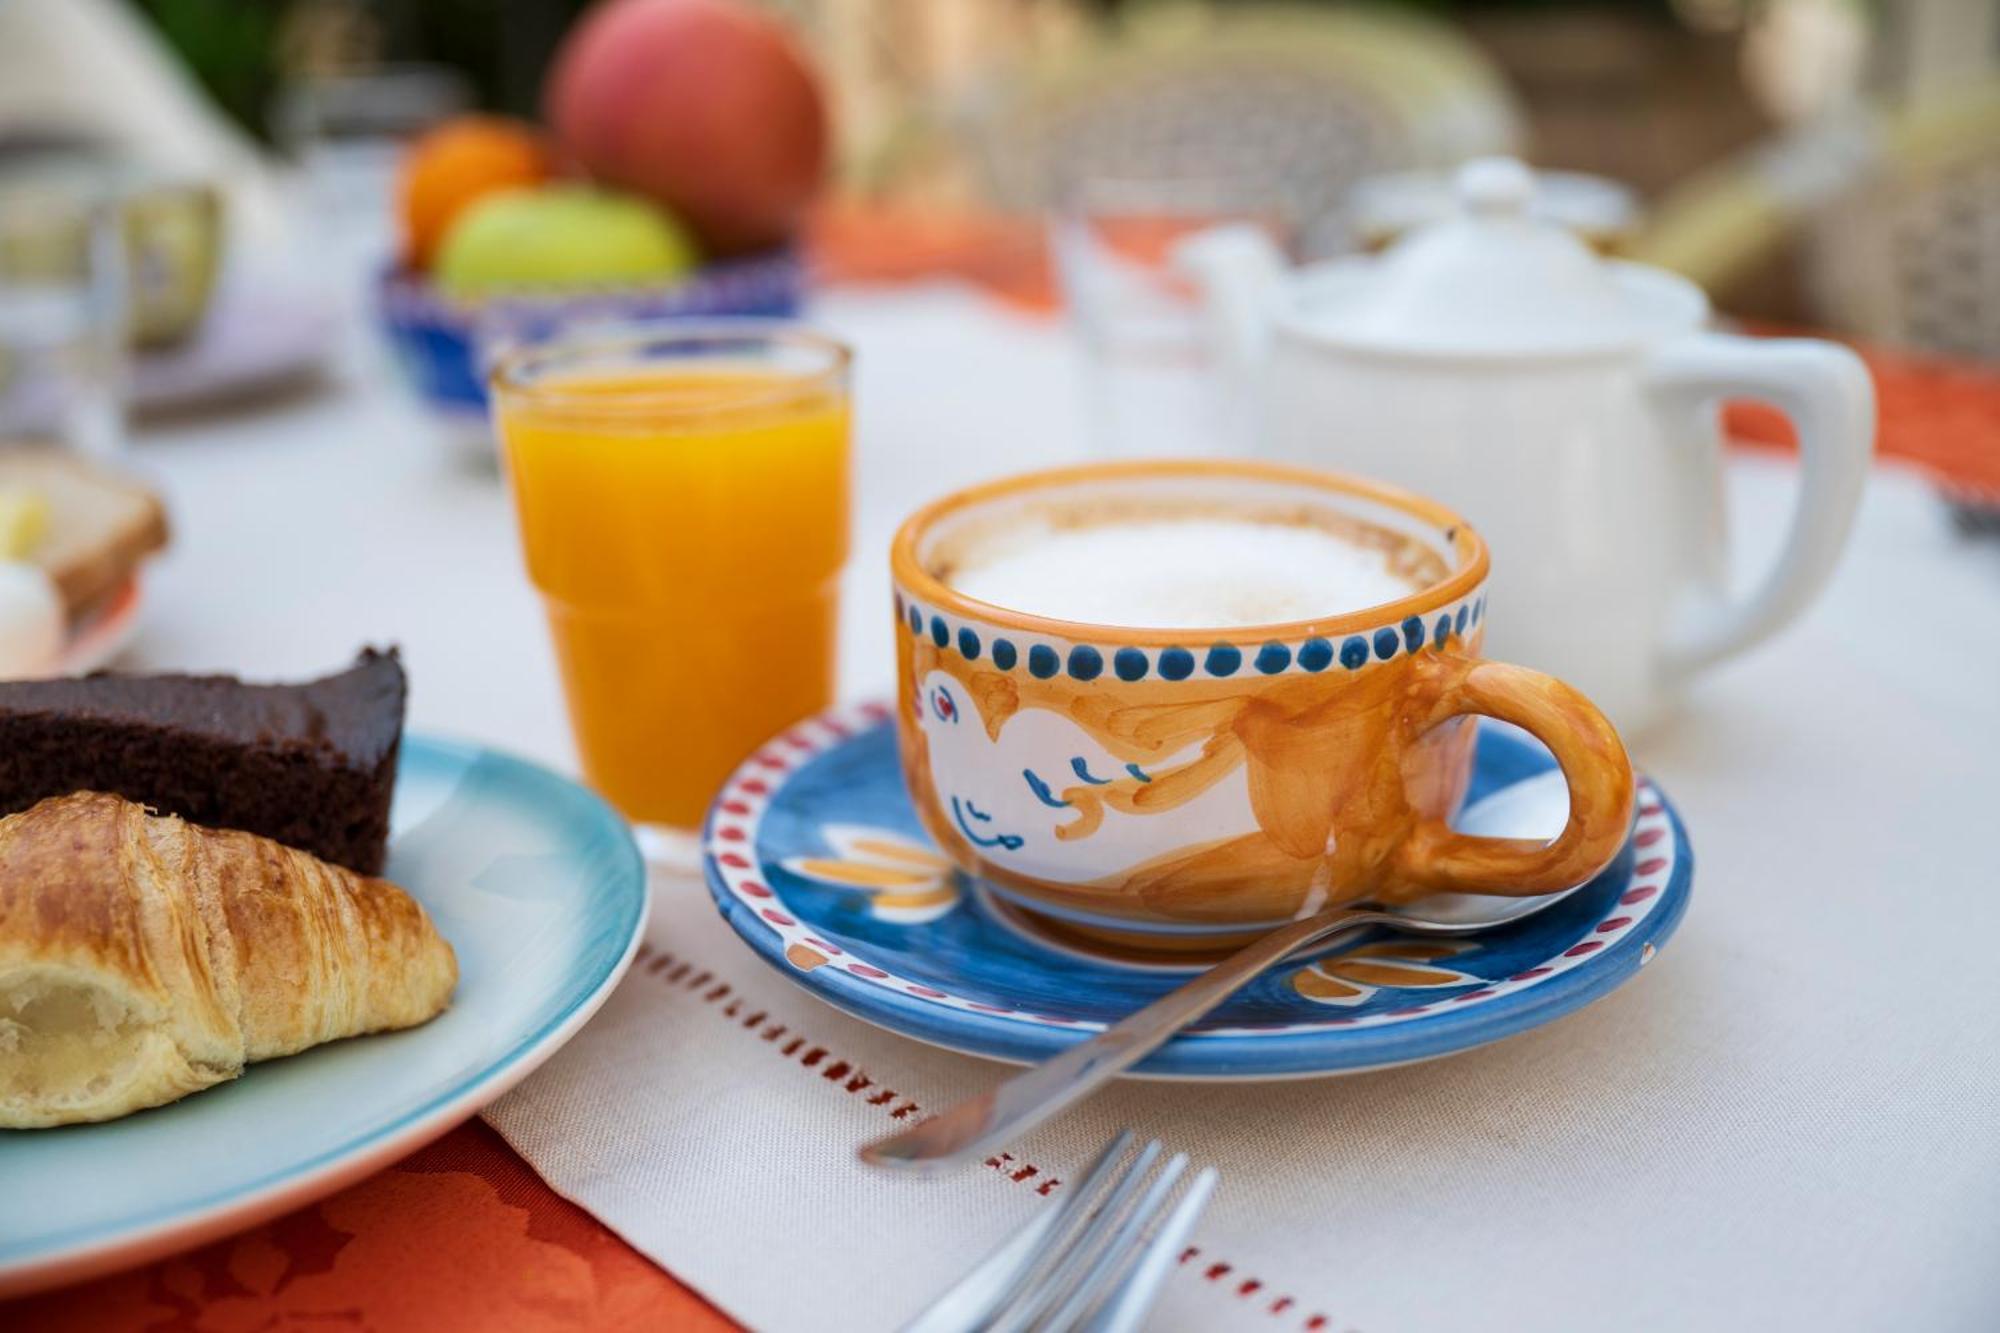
274;64;473;209
1050;175;1290;459
0;179;127;456
491;324;852;831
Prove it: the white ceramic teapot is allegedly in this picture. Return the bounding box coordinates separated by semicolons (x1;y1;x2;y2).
1179;157;1874;733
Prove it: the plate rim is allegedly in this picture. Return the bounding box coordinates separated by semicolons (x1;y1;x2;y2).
0;732;648;1299
703;701;1693;1080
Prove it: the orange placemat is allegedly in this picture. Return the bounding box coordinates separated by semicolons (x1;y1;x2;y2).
1724;338;2000;499
810;203;1056;311
0;1120;735;1333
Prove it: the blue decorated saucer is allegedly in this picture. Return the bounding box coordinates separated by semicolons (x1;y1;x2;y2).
703;703;1691;1080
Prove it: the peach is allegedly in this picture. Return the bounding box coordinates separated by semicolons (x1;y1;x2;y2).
545;0;828;256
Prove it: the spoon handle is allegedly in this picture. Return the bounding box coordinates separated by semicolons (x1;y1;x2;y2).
859;905;1388;1172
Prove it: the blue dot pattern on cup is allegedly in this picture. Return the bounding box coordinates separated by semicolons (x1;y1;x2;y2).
897;589;1485;681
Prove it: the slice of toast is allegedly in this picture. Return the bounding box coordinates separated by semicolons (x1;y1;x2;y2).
0;448;169;622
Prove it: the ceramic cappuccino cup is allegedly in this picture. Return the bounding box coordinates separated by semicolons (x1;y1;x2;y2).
891;460;1635;946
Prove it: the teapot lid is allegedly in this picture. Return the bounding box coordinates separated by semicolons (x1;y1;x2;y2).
1296;158;1703;358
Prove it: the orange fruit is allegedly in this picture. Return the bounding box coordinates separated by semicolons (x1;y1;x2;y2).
397;116;555;269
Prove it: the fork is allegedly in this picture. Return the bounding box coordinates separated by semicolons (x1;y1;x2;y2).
899;1130;1218;1333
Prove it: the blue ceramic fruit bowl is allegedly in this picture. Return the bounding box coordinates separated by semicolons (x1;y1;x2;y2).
374;247;806;443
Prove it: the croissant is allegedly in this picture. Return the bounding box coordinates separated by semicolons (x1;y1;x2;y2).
0;791;457;1128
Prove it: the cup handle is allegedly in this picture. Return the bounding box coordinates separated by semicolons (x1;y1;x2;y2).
1645;332;1875;679
1392;653;1635;896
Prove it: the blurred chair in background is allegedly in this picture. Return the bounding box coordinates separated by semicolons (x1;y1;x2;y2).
951;3;1521;255
1633;78;2000;362
778;0;1088;203
1630;0;2000;361
927;3;1519;460
1804;83;2000;362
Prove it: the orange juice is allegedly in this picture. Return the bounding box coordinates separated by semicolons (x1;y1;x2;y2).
492;330;851;828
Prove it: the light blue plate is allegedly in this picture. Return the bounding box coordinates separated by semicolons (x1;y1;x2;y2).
705;703;1691;1080
0;736;646;1297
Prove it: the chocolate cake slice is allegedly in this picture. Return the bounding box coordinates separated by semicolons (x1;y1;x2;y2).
0;649;405;874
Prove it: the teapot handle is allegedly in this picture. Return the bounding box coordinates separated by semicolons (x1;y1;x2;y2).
1644;332;1874;680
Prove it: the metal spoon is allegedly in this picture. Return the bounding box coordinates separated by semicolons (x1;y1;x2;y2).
860;774;1594;1172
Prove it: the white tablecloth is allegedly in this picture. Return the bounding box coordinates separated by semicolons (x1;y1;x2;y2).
130;283;2000;1331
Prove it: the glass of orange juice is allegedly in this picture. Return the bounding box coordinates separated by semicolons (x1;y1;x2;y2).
490;323;851;834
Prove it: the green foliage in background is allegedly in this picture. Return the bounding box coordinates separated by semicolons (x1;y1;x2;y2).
129;0;589;141
370;0;589;118
134;0;286;142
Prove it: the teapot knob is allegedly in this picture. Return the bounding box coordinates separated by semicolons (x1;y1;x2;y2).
1456;157;1534;219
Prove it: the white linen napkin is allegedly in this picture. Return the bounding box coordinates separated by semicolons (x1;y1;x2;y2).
485;459;2000;1333
487;843;1983;1333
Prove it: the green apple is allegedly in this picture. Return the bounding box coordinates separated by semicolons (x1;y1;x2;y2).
433;184;699;297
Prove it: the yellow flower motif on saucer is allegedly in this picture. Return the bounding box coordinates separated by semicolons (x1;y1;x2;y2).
1290;940;1478;1007
783;824;959;924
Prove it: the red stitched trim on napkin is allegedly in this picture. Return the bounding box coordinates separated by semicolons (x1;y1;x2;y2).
981;1151;1061;1195
629;943;1348;1330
